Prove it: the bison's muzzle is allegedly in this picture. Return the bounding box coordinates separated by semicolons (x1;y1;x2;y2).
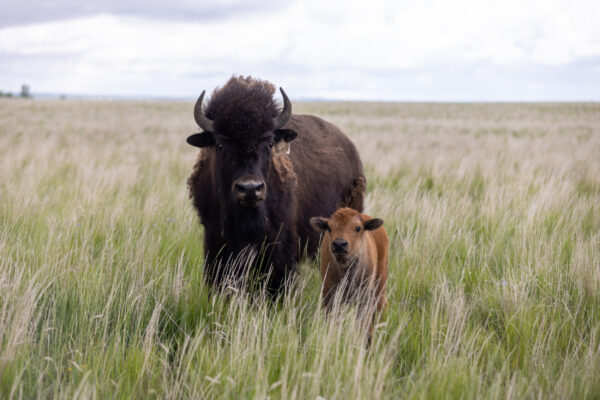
233;177;266;207
332;239;349;254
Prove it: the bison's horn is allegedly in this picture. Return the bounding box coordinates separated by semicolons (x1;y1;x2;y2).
194;90;214;132
272;87;292;129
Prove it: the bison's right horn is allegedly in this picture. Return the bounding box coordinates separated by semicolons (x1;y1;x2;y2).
272;87;292;129
194;90;214;132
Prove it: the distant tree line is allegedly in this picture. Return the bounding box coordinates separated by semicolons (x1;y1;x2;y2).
0;84;32;98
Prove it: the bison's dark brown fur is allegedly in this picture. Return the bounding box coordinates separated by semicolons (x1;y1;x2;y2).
187;76;365;294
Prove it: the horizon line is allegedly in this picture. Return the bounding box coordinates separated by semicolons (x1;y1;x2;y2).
1;91;597;104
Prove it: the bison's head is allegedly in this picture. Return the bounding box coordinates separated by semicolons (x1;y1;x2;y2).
186;77;297;209
310;208;383;267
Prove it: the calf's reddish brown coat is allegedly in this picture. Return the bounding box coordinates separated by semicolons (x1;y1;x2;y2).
310;207;389;338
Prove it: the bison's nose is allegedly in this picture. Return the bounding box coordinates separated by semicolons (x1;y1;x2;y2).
332;239;348;253
233;179;266;205
235;181;264;194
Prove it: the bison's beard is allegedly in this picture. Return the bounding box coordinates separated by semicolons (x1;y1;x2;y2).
221;199;269;249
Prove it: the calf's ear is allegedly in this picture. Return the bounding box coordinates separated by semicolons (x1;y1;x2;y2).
310;217;330;232
274;129;298;143
364;218;383;231
186;132;215;147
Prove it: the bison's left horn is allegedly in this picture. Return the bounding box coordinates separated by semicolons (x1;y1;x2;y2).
194;90;214;132
273;87;292;129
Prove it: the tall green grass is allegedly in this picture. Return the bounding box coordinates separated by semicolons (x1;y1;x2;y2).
0;99;599;398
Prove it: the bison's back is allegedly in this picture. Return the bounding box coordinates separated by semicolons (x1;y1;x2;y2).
284;114;365;256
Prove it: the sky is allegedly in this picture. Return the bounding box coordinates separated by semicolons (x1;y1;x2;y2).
0;0;599;101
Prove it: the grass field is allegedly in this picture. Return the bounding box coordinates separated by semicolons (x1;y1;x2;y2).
1;98;599;399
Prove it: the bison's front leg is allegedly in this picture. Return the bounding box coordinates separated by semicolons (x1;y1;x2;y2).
201;226;229;288
263;232;298;296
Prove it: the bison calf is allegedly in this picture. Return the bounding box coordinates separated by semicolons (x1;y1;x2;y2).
310;207;388;341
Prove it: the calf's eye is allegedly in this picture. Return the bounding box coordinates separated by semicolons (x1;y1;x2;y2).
355;226;360;232
216;143;224;151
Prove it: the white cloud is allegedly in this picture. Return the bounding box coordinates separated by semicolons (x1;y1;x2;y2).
0;0;599;100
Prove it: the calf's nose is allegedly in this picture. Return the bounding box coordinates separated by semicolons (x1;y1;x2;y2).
332;239;348;253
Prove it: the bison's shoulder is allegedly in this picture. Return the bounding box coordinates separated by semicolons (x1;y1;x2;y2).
186;149;210;197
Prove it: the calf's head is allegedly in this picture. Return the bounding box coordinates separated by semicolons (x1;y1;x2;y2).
310;208;383;266
186;77;297;209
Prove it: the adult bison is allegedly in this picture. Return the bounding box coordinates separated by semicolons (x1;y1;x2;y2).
186;76;365;294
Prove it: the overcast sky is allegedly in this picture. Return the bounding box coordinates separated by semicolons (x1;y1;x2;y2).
1;0;599;101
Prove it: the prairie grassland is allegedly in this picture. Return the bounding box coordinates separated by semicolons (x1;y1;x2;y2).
0;98;599;399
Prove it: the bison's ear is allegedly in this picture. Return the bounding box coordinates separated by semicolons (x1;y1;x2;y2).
364;218;383;231
186;132;215;148
274;129;298;143
310;217;330;232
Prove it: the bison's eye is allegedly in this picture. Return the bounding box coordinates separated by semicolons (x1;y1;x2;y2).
268;141;274;148
216;143;224;151
355;226;361;232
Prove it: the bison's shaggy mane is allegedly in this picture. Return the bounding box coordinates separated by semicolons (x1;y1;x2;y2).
205;76;281;140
